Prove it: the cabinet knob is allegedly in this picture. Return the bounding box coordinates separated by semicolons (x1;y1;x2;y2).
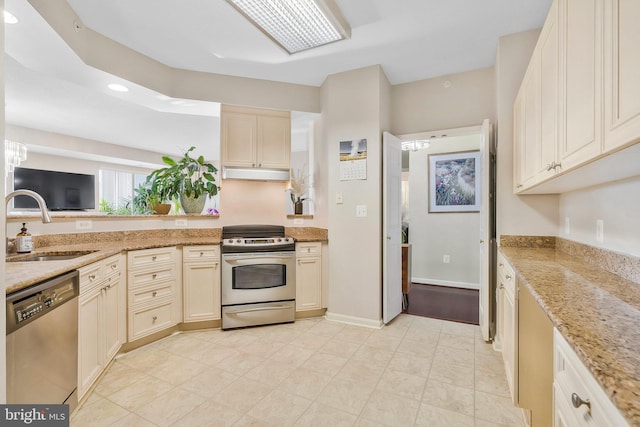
152;273;157;279
517;184;523;189
499;263;504;267
200;252;204;257
152;291;157;297
152;256;157;261
89;274;96;281
554;162;562;170
571;392;591;413
505;274;512;280
152;316;158;322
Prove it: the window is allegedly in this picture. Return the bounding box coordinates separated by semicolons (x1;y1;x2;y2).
99;169;148;212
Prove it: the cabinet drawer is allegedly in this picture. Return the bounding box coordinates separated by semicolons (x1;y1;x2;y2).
129;280;175;305
129;299;176;341
128;247;176;269
497;252;516;297
553;329;629;426
296;242;321;257
128;265;176;289
101;254;123;276
183;245;219;261
79;263;102;292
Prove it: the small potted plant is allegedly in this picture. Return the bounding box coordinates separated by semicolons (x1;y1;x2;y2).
146;146;219;214
288;167;310;215
132;181;171;214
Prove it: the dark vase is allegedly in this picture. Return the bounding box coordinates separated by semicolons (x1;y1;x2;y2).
294;200;303;215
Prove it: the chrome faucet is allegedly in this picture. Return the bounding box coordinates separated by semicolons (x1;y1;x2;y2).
6;189;52;223
5;190;52;253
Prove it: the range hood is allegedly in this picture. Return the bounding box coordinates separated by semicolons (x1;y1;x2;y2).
222;166;290;181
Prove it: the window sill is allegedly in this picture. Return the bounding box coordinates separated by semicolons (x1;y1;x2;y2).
286;214;314;219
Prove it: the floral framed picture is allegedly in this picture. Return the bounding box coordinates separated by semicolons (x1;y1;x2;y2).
429;150;481;213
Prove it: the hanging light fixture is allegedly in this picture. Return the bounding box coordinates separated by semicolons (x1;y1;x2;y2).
225;0;350;54
5;140;27;175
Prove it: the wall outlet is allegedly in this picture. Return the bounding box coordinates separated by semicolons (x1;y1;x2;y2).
76;220;92;230
443;254;450;264
596;219;604;243
565;217;570;235
175;219;188;227
335;192;343;204
356;204;367;217
293;218;304;225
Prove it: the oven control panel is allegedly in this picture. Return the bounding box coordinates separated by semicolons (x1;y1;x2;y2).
223;237;295;247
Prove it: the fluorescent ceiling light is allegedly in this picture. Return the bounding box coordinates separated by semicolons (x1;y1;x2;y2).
226;0;350;54
4;10;18;24
107;83;129;92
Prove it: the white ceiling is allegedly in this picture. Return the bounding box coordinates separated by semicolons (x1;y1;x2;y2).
4;0;552;162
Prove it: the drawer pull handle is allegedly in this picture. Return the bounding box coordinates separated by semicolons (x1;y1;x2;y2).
505;274;511;280
152;273;157;279
571;393;591;413
499;263;504;267
152;256;157;261
200;252;204;257
89;274;97;281
110;264;117;270
152;316;158;322
152;291;157;297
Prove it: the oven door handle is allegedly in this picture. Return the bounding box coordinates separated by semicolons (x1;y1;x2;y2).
226;305;290;314
223;255;294;265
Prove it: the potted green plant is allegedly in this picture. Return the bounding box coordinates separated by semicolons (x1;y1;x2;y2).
146;146;219;214
132;182;171;214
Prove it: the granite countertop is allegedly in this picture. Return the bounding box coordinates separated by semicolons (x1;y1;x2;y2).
5;227;328;294
499;246;640;425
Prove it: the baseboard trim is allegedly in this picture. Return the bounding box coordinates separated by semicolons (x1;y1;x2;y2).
412;277;480;290
324;311;383;329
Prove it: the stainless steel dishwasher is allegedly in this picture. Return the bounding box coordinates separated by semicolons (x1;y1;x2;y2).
6;270;79;412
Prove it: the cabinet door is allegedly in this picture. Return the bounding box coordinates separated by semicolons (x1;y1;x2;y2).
103;274;123;362
221;112;257;167
521;64;541;188
603;0;640;152
539;0;560;180
78;285;102;399
503;284;516;403
257;114;291;169
560;0;603;170
295;256;322;311
513;90;526;193
183;261;220;322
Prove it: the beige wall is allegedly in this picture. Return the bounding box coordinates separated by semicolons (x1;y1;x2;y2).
1;0;6;403
323;65;390;326
391;67;495;135
408;134;481;288
559;176;640;257
495;29;559;240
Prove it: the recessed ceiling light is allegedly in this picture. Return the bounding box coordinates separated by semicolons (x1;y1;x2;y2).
226;0;350;54
107;83;129;92
4;10;18;24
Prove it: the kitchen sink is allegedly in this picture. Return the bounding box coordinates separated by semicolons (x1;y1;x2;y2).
7;251;97;262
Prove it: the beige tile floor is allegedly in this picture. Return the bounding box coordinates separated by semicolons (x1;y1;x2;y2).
71;314;525;427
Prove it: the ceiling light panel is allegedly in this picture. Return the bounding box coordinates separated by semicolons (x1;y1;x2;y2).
226;0;350;54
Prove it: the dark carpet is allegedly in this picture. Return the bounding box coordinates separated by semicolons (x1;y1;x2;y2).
405;283;479;325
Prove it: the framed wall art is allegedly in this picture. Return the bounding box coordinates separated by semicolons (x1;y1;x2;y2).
428;150;481;213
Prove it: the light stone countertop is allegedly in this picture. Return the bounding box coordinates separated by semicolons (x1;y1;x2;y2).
5;227;328;294
499;246;640;425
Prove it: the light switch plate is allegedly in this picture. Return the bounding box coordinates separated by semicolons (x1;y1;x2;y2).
175;219;188;227
356;205;367;217
336;192;343;204
596;219;604;242
293;218;304;225
76;220;92;230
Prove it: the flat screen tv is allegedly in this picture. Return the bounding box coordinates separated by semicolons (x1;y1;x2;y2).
13;167;96;211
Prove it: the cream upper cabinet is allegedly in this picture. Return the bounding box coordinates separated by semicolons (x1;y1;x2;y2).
221;105;291;170
513;0;560;193
603;0;640;152
559;0;603;171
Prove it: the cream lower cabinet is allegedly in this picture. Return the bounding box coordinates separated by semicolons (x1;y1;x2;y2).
498;251;518;404
295;242;322;312
183;245;221;322
127;246;180;341
553;329;629;426
78;254;125;400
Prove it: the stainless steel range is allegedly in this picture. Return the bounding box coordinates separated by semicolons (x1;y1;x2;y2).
221;225;296;330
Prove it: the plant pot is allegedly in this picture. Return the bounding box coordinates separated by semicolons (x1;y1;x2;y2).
180;194;207;214
152;203;171;215
294;200;303;215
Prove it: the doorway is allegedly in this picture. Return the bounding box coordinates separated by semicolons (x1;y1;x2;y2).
398;122;494;334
